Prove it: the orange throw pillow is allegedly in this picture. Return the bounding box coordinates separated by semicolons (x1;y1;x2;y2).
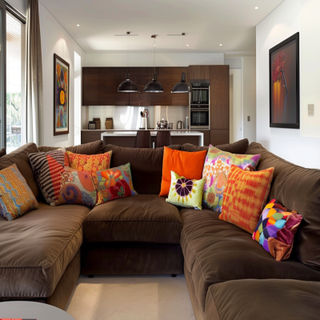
159;147;207;197
67;151;112;185
219;165;274;233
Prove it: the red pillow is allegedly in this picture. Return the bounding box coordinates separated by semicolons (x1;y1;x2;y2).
159;147;207;197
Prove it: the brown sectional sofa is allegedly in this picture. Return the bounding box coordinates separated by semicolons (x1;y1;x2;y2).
0;138;320;320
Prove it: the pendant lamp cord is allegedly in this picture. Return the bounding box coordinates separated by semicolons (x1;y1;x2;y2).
127;31;130;74
154;36;156;74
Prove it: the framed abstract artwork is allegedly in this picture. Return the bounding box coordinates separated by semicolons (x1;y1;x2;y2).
54;54;69;135
269;32;300;129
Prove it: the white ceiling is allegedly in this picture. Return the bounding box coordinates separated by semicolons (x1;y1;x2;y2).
39;0;284;55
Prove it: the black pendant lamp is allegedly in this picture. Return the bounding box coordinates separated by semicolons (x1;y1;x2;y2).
118;32;139;93
171;33;192;93
171;72;191;93
143;35;163;93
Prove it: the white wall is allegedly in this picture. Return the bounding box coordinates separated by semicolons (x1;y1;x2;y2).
226;56;256;144
84;52;224;67
229;69;243;143
39;2;85;147
256;0;320;169
242;56;256;143
6;0;26;15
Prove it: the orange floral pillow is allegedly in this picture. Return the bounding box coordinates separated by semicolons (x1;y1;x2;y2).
67;151;112;184
219;165;274;233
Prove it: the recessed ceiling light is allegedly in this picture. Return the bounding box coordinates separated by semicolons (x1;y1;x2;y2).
219;44;222;47
77;24;80;27
186;44;189;47
154;44;156;46
255;6;259;9
114;45;116;47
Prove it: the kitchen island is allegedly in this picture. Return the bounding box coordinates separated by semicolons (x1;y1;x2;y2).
100;130;204;147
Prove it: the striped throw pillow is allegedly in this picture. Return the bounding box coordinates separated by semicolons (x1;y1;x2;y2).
28;149;69;206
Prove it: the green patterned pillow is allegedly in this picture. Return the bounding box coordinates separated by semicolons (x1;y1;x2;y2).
166;171;205;210
202;145;261;213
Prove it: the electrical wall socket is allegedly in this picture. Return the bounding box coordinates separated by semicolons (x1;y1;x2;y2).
308;104;314;116
247;116;250;121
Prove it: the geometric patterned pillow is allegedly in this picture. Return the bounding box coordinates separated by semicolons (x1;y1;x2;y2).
57;168;96;208
0;164;38;220
67;151;112;185
252;199;303;261
219;165;274;233
202;145;260;213
166;171;206;210
28;149;69;206
95;163;137;205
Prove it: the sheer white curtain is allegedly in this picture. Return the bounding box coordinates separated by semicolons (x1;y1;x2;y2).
26;0;43;145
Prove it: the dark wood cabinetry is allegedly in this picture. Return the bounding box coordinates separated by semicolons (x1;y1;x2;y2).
82;66;189;106
129;67;152;106
188;65;210;80
82;68;99;105
209;65;229;131
189;65;229;145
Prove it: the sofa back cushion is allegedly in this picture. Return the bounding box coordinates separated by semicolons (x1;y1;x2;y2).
38;140;104;155
246;142;320;270
103;144;181;194
0;143;40;199
181;138;249;154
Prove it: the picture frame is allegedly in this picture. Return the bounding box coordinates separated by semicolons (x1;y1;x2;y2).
269;32;300;129
54;54;69;135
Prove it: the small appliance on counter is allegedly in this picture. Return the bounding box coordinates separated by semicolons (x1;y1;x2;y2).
105;118;113;129
93;118;101;129
88;121;96;129
156;118;172;129
140;108;149;130
177;120;184;129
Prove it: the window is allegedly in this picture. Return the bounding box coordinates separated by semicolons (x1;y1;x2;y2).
6;10;25;153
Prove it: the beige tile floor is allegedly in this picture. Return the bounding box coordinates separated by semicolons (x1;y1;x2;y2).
66;275;195;320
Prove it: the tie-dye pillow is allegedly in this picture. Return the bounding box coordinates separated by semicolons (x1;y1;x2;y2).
202;145;260;213
95;163;137;205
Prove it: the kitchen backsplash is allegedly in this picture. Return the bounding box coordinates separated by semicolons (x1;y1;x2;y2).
83;105;189;130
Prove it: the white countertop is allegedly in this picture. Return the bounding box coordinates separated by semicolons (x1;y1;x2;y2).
101;130;204;146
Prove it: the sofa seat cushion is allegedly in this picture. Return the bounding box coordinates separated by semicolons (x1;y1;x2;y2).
206;279;320;320
83;195;182;244
180;208;320;312
0;202;90;299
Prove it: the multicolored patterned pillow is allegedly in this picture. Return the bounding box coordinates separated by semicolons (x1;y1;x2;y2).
166;171;205;210
28;149;69;206
0;164;38;220
67;151;112;185
202;145;260;213
58;168;97;208
219;165;274;233
252;199;303;261
95;163;137;205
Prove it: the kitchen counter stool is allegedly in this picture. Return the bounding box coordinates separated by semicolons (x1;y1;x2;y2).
135;130;151;148
155;131;172;148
